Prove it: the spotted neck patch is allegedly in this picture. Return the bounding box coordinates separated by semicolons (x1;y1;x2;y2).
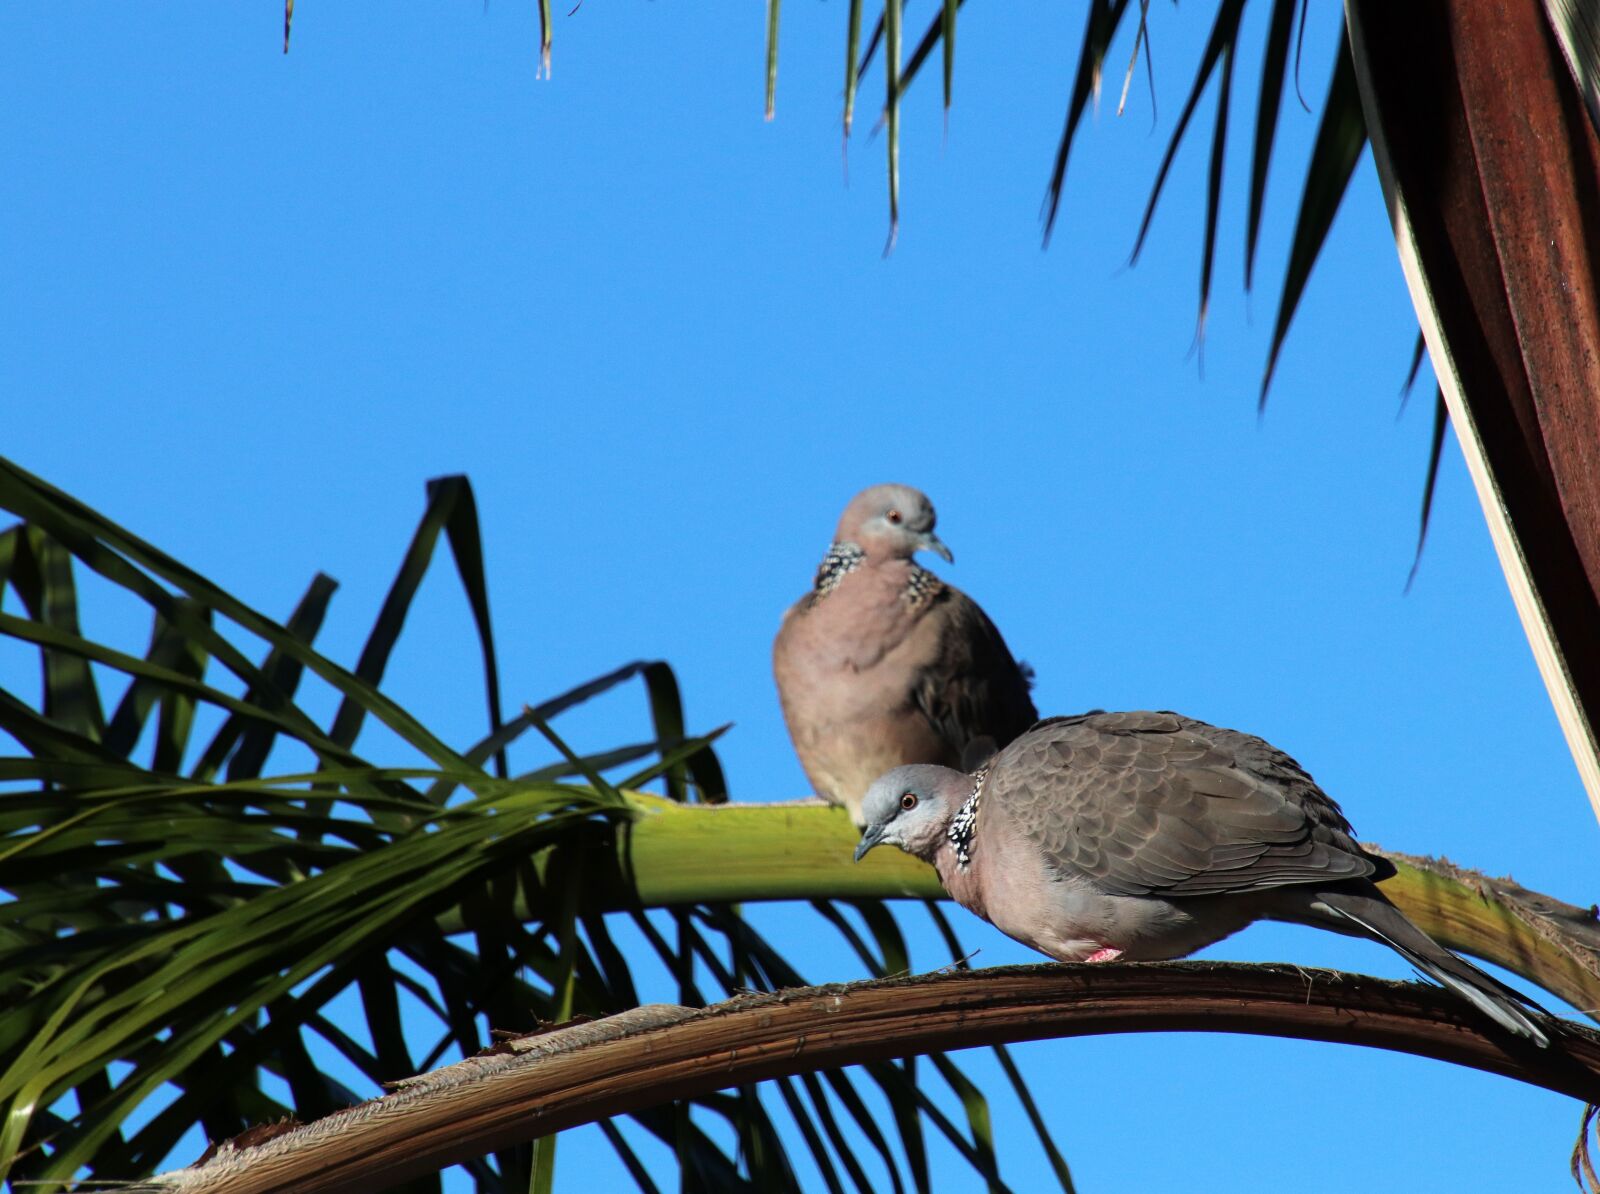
902;564;943;608
811;541;865;599
947;768;987;869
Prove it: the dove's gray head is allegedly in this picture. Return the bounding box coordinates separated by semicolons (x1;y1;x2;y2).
833;484;952;564
853;764;970;863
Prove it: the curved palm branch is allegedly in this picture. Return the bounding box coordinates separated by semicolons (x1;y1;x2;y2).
155;962;1600;1194
5;461;1596;1189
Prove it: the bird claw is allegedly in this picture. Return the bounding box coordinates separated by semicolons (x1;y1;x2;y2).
1084;948;1124;964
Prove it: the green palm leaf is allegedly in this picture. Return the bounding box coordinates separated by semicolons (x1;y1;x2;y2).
0;461;1062;1193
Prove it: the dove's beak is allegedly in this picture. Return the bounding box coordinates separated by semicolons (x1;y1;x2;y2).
920;532;953;564
853;825;886;862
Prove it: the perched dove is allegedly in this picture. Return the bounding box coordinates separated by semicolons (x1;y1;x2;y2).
773;484;1037;826
854;710;1549;1046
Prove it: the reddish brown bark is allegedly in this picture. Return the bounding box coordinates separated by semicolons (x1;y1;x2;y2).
165;962;1594;1194
1348;0;1600;809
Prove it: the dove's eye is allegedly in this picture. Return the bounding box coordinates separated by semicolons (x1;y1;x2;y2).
886;509;903;524
900;792;918;811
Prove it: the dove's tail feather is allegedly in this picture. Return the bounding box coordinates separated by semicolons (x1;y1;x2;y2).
1316;887;1551;1048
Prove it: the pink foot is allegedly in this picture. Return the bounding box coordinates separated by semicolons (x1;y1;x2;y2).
1084;947;1124;964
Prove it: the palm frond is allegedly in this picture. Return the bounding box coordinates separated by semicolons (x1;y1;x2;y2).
1041;0;1133;246
1405;385;1450;592
1245;0;1300;290
1397;329;1451;590
843;4;1374;414
767;0;782;120
0;460;1056;1192
1258;33;1365;406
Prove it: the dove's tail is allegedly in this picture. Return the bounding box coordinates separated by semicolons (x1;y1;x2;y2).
1315;886;1551;1048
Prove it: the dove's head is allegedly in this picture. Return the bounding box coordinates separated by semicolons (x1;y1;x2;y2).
833;484;952;564
854;764;970;863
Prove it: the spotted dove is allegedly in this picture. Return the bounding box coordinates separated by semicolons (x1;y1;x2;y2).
773;484;1037;826
854;710;1549;1045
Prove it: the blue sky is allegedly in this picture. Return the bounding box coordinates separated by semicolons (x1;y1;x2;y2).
3;3;1596;1191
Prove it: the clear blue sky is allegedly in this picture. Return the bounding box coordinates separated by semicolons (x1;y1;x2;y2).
3;3;1595;1191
